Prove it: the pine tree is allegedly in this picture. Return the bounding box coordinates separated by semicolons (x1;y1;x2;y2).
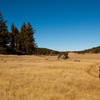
0;12;9;53
11;24;19;50
26;22;37;54
11;24;15;48
0;12;37;55
15;26;20;50
20;23;27;53
20;22;37;54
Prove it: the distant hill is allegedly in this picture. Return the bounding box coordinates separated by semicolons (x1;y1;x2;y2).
77;46;100;54
34;48;60;55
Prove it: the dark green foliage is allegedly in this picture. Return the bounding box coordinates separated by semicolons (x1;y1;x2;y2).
0;12;9;54
34;48;60;55
9;22;37;55
0;47;7;54
20;23;27;53
11;24;20;50
77;46;100;54
25;22;37;54
0;12;67;56
0;12;37;55
19;22;37;54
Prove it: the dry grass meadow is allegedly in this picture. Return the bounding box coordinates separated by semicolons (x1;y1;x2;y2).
0;53;100;100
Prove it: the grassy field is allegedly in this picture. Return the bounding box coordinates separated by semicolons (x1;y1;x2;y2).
0;53;100;100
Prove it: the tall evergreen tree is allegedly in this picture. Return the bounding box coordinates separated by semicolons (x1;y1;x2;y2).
11;24;15;48
20;22;37;54
26;22;37;54
0;12;9;53
11;24;20;50
20;23;27;53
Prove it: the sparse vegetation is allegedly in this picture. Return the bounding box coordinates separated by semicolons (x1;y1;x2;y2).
58;52;69;60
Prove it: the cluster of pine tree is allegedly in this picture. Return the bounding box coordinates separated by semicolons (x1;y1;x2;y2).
0;13;37;55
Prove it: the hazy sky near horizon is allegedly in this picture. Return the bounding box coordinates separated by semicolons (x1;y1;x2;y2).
0;0;100;51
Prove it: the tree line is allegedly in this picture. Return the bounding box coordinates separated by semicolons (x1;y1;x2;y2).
0;13;61;55
0;13;37;55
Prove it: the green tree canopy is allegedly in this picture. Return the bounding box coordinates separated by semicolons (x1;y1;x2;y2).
0;12;9;53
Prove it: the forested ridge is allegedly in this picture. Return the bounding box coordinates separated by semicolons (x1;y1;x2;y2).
77;46;100;54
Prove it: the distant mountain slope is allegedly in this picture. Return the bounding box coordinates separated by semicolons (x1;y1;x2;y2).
34;48;60;55
77;46;100;54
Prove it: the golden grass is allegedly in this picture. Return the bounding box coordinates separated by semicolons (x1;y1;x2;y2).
0;53;100;100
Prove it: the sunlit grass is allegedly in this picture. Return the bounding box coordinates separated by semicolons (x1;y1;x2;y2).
0;53;100;100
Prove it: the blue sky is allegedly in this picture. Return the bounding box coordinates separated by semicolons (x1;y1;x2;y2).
0;0;100;51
